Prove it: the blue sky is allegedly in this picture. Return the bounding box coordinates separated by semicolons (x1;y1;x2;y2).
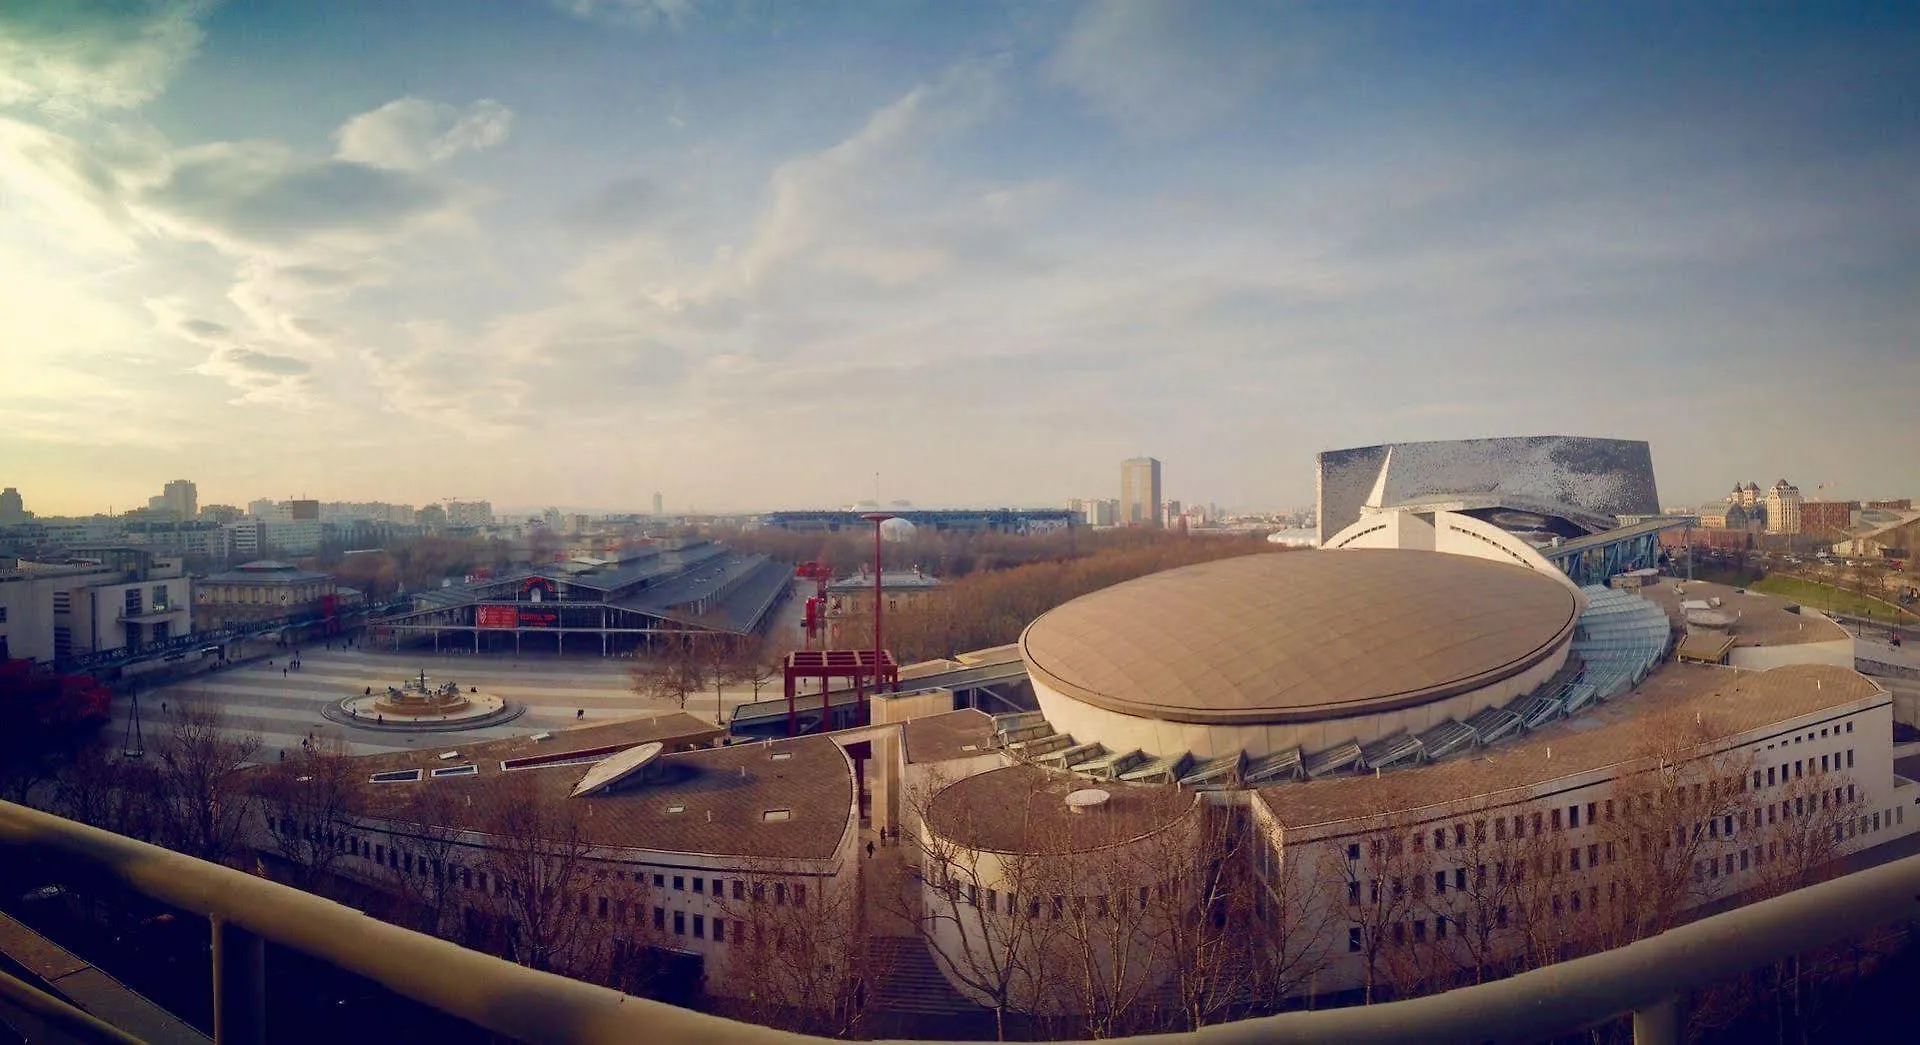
3;1;1915;516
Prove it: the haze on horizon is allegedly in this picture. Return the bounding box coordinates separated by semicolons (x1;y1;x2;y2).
3;1;1915;518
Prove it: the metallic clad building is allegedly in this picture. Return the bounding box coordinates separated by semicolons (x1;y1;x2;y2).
1316;436;1660;544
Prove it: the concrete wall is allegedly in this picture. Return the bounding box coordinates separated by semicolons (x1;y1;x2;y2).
1031;642;1569;762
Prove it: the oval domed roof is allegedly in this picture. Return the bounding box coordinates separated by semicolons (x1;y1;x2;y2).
1019;549;1580;725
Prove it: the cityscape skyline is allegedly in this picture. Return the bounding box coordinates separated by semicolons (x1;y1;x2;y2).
5;3;1917;515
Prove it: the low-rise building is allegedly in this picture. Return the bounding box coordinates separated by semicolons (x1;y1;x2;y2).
0;548;191;663
824;569;941;649
194;560;339;630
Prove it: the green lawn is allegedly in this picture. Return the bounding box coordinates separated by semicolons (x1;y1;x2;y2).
1750;574;1920;623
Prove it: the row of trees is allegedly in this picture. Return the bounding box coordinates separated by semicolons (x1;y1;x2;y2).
628;630;788;717
878;718;1900;1041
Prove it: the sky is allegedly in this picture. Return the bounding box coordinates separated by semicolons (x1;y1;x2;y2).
3;1;1917;518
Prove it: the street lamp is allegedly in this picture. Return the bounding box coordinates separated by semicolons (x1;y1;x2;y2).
862;513;893;715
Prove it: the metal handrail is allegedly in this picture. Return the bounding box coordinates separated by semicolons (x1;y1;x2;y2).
0;967;145;1045
3;797;1919;1044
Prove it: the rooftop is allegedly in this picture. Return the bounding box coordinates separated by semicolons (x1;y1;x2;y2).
901;709;996;765
1641;579;1849;648
266;715;868;862
1019;549;1580;726
925;763;1198;855
1256;662;1884;831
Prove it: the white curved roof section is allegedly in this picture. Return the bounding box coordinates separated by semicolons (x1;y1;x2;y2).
1324;509;1584;597
570;741;665;798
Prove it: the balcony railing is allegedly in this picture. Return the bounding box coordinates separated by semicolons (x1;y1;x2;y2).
2;797;1918;1044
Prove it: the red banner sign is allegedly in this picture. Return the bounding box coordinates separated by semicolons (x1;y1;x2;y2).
476;605;517;629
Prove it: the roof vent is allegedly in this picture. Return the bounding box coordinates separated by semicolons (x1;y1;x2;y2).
1066;788;1111;814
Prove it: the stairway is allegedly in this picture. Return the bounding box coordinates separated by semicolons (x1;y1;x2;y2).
864;935;993;1038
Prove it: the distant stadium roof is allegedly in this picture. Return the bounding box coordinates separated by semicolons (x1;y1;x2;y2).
1019;549;1579;726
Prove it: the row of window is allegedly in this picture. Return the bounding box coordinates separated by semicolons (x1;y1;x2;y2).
275;820;812;928
946;877;1174;921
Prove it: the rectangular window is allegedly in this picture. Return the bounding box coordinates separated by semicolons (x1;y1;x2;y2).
1588;844;1599;866
1767;766;1776;787
1570;805;1581;829
1455;824;1467;846
673;911;685;936
673;875;684;891
1741;849;1750;871
1349;927;1361;952
1432;828;1445;851
1552;809;1563;831
1495;818;1507;841
1822;754;1830;772
1348;882;1360;905
1569;848;1580;871
1847;749;1855;769
1474;820;1486;842
654;874;664;888
693;915;705;939
1413;920;1427;943
775;882;787;905
795;883;807;907
1434;871;1446;894
1347;843;1360;861
653;907;664;930
988;888;999;911
693;878;704;894
714;919;725;943
1532;812;1543;836
733;879;744;900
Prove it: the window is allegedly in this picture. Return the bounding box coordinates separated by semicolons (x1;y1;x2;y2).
1496;905;1509;928
653;907;665;930
1348;882;1360;905
1768;766;1776;787
1569;805;1580;829
763;809;792;822
1847;749;1855;768
1453;867;1466;891
1495;818;1507;841
654;874;665;888
1821;728;1828;738
1847;721;1854;733
1588;843;1599;866
1348;927;1362;952
673;875;684;891
775;882;787;905
673;911;685;936
795;883;807;907
693;915;705;939
1413;920;1427;943
733;880;744;900
693;878;704;894
1434;871;1446;894
1569;848;1580;871
1433;829;1445;851
1552;809;1563;831
714;919;725;943
1455;824;1467;846
1532;812;1543;836
1822;755;1830;772
597;896;608;919
1347;843;1360;861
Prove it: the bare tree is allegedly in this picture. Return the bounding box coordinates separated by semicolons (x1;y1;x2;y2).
389;785;469;938
477;775;610;975
256;735;358;891
714;860;883;1036
1321;819;1432;1004
153;701;263;865
886;768;1054;1040
53;743;161;843
630;638;701;711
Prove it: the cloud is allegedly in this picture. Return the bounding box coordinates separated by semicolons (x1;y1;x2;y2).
0;116;146;253
194;344;314;405
1048;0;1310;137
551;0;695;30
143;141;450;248
0;0;213;118
334;97;515;171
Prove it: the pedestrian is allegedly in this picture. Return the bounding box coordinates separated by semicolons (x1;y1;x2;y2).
577;708;585;720
160;701;167;713
283;668;287;677
365;686;371;696
866;840;875;859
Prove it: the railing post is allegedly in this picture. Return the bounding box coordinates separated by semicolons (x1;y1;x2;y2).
211;918;266;1045
1632;994;1682;1045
